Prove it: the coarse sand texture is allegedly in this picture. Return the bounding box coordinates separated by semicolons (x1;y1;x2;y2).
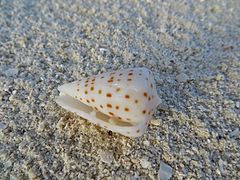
0;0;239;179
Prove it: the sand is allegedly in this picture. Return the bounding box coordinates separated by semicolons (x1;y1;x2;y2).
0;0;239;179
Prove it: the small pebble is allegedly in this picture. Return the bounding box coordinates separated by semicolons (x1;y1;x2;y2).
28;168;37;179
219;159;226;175
9;175;18;180
158;161;172;180
38;121;48;132
235;101;240;109
143;140;150;146
140;157;151;168
229;128;239;138
156;136;161;141
4;68;19;77
99;47;109;54
176;73;188;83
0;122;6;131
9;95;15;102
98;150;114;164
151;119;161;126
5;160;12;168
215;74;223;81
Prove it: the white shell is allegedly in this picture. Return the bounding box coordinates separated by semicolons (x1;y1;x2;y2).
55;67;161;137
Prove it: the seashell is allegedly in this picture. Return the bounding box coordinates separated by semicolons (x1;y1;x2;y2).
55;67;161;137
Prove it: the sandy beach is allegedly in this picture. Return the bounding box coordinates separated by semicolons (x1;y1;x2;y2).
0;0;239;179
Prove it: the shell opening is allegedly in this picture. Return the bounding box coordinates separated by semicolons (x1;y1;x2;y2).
56;93;134;127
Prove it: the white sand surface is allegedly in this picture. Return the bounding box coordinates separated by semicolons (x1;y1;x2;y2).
0;0;239;179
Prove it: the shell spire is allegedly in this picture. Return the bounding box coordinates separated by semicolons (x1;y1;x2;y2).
56;67;161;137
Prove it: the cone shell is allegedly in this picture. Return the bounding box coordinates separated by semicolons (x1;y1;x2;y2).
56;67;161;137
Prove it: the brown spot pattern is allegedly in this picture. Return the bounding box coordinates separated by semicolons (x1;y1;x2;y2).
125;94;130;99
106;93;112;97
144;92;148;97
107;104;112;108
